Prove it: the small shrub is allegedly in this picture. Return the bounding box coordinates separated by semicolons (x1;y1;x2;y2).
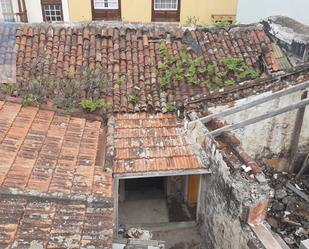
166;102;175;112
214;19;233;28
3;83;17;95
22;93;41;107
128;95;138;105
80;98;106;112
186;16;200;26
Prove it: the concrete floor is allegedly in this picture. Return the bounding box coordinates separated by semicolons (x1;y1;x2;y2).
119;189;169;225
152;226;204;249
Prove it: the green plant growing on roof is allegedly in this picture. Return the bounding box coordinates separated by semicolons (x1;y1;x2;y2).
220;56;260;84
214;19;233;28
157;43;211;87
15;55;109;112
3;83;18;95
204;80;212;91
165;102;176;112
128;94;138;105
22;93;41;107
186;16;201;26
80;98;106;112
224;79;236;86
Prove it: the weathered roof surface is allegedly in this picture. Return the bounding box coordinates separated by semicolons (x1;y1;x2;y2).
9;22;289;113
0;196;114;249
0;101;114;249
112;113;204;174
0;101;112;200
266;16;309;44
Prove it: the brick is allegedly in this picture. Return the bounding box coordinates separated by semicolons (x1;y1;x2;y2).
247;199;269;225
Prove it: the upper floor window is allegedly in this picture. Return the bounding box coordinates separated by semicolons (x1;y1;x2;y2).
152;0;180;22
94;0;118;10
41;0;63;22
91;0;121;20
154;0;178;11
0;0;14;22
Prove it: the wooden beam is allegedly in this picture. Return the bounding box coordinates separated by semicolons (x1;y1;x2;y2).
286;181;309;202
114;168;211;179
296;151;309;179
207;98;309;137
288;91;308;172
197;81;309;124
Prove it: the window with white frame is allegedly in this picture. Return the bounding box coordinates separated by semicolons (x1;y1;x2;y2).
94;0;118;9
154;0;178;10
42;4;63;21
0;0;14;21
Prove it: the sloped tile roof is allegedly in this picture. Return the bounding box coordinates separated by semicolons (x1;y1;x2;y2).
0;101;112;200
0;101;114;249
7;22;289;113
112;113;204;174
0;196;113;249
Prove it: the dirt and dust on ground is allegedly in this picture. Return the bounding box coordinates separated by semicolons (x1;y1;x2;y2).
261;163;309;249
152;227;205;249
167;196;197;222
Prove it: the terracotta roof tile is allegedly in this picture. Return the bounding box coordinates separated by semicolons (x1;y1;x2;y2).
4;23;290;113
112;113;204;174
0;102;112;200
0;196;113;249
0;102;114;248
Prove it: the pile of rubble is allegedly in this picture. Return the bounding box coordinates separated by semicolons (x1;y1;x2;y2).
263;166;309;249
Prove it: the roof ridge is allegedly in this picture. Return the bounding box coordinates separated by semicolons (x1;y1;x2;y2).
13;20;265;32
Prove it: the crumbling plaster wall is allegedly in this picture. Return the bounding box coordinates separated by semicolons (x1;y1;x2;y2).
209;87;309;164
185;118;270;249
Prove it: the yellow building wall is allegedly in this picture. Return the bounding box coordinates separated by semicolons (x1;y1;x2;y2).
180;0;238;24
68;0;92;21
121;0;151;23
67;0;238;24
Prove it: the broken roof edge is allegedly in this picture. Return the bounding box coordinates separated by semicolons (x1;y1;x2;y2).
185;111;270;187
264;15;309;44
187;61;309;106
185;112;273;233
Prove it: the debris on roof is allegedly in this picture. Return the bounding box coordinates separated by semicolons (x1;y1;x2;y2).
264;16;309;64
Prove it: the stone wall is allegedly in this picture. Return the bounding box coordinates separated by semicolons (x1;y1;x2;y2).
185;117;272;249
209;86;309;171
166;175;186;201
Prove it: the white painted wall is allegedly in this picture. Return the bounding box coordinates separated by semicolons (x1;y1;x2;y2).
209;87;309;159
25;0;43;22
61;0;70;21
25;0;70;23
237;0;309;25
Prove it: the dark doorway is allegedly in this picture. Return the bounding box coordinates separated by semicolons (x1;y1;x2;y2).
125;177;164;191
124;177;165;201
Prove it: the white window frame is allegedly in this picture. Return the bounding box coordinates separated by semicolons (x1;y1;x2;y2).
94;0;119;10
42;4;63;22
0;0;15;21
154;0;178;11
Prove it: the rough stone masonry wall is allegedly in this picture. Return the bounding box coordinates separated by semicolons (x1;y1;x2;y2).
209;85;309;171
185;118;271;249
